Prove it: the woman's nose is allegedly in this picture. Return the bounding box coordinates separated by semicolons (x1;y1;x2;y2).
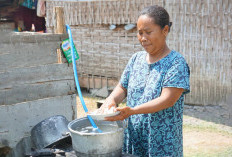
141;35;147;42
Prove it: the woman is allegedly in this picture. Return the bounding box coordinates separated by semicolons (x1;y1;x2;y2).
101;5;190;157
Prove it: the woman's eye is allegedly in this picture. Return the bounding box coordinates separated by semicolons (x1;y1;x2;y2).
146;32;152;35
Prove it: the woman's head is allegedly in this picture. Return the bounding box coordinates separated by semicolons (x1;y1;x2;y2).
137;5;171;55
139;5;172;32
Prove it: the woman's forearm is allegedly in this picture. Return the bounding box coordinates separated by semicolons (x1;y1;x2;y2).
107;83;127;105
131;87;184;115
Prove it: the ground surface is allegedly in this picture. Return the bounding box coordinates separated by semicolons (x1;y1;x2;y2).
76;93;232;157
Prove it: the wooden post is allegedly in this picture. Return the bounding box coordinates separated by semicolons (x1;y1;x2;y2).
57;48;62;64
55;7;65;34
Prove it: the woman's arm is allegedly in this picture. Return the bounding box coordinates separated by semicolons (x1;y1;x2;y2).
107;83;127;106
105;87;184;121
97;83;127;113
132;87;183;114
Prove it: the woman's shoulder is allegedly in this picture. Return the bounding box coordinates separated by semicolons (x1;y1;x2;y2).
130;51;146;62
133;51;146;57
169;50;188;64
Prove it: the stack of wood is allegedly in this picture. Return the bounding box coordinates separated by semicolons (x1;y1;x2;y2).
0;31;77;149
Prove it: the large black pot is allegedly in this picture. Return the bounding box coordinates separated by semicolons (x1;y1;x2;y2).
31;115;71;149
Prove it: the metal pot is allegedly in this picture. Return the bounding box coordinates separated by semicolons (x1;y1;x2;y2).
31;115;70;149
68;117;124;157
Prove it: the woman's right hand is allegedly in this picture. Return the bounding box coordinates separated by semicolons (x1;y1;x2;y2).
92;83;126;115
96;98;117;114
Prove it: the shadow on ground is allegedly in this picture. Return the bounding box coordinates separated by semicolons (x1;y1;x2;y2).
184;104;232;127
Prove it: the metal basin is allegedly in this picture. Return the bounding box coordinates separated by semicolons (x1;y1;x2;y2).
31;115;70;149
68;117;124;157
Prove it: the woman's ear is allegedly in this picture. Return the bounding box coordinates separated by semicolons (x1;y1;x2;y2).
162;25;169;37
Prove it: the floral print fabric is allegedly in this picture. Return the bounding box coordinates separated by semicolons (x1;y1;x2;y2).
120;50;190;157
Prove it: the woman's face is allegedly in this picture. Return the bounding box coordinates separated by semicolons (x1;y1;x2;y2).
137;15;168;55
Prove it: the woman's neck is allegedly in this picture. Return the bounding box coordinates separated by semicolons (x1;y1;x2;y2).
146;45;170;64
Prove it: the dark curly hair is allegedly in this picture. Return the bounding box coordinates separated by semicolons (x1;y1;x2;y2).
139;5;172;32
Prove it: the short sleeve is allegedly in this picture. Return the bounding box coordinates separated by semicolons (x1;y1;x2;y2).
120;53;137;89
163;58;190;94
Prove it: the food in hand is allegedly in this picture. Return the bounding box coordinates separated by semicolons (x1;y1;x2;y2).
91;106;116;115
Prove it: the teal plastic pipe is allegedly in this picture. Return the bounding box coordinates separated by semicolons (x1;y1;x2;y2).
66;24;102;133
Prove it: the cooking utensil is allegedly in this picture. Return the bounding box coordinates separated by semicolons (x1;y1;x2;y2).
87;111;121;121
68;117;124;156
66;25;102;133
30;115;70;150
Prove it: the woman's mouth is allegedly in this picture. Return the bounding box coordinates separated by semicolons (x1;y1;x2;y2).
143;44;150;48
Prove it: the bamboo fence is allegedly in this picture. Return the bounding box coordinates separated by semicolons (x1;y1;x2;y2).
46;0;232;106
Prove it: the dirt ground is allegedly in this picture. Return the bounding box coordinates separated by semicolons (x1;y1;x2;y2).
76;94;232;157
183;116;232;157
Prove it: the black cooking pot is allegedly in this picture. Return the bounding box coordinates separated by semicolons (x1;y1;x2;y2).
31;115;70;149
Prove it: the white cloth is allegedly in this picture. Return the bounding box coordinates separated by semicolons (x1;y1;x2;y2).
37;0;45;17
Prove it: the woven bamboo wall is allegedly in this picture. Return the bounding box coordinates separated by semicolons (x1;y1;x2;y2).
165;0;232;106
46;0;232;106
46;0;163;27
69;24;141;78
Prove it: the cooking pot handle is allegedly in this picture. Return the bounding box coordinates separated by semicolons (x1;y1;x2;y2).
62;132;71;136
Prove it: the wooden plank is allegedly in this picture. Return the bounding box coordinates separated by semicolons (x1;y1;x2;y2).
0;51;59;72
57;49;63;63
0;80;76;105
0;64;74;89
0;94;77;148
54;7;65;34
1;33;68;44
0;42;61;55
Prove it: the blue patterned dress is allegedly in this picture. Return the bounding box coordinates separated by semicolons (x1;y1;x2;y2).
120;50;190;157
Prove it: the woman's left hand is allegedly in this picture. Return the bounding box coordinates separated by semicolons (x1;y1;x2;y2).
104;106;134;121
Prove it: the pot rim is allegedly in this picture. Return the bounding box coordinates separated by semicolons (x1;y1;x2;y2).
31;115;68;131
68;117;123;136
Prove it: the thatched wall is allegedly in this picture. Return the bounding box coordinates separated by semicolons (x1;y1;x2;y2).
46;0;163;26
165;0;232;106
46;0;232;106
